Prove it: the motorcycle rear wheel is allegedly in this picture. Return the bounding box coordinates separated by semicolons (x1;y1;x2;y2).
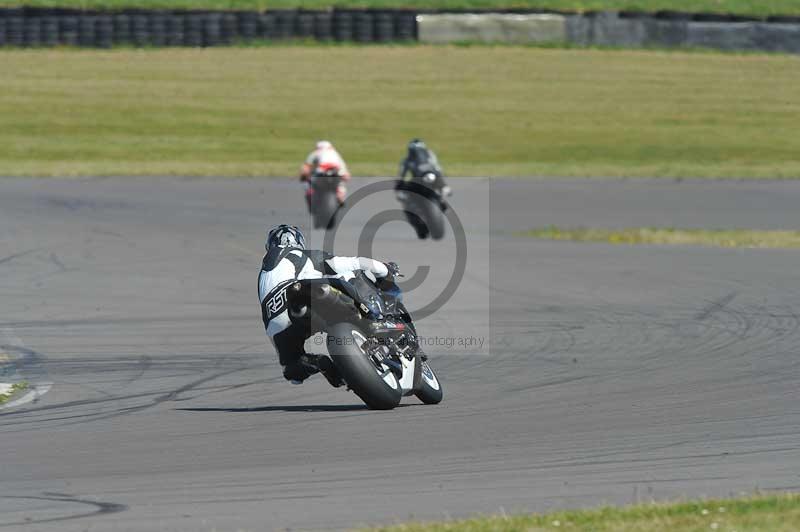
312;192;340;230
327;323;402;410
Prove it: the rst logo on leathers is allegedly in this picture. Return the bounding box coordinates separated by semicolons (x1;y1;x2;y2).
265;281;292;320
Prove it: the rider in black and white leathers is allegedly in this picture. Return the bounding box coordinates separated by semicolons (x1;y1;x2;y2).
258;225;390;384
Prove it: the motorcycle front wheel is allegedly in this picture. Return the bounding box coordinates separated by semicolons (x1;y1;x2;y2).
414;359;443;404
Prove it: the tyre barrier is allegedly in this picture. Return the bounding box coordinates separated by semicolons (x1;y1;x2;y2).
313;12;333;41
165;14;184;46
353;11;374;42
1;8;799;52
113;14;130;44
333;11;353;42
149;13;167;47
60;15;78;46
238;11;259;41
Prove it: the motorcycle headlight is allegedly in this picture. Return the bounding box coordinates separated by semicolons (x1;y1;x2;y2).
423;173;436;183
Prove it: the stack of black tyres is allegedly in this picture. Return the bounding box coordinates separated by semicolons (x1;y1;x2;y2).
166;13;184;46
131;13;149;46
313;12;332;41
96;15;113;47
185;14;203;47
395;11;416;41
78;15;95;47
60;14;78;46
42;15;59;46
374;12;394;42
353;11;374;42
0;8;420;47
23;15;41;46
274;10;295;39
150;12;167;46
203;13;221;46
296;11;314;39
333;11;353;41
113;14;131;45
7;13;23;46
220;13;236;43
238;11;259;41
259;12;275;40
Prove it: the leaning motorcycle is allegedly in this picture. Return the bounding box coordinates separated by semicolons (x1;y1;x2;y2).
397;173;448;240
286;267;443;410
308;169;342;230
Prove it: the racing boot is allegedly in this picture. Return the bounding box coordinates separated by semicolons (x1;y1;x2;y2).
301;354;345;388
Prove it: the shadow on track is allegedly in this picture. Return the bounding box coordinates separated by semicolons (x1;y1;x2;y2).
176;404;370;413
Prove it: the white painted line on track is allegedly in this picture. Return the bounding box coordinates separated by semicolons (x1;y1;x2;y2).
0;327;52;409
1;382;53;410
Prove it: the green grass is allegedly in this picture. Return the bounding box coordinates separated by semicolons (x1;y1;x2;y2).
2;0;800;17
0;381;29;404
365;493;800;532
1;46;799;178
522;226;800;247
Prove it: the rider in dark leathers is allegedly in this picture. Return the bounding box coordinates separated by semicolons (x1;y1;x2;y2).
395;139;452;239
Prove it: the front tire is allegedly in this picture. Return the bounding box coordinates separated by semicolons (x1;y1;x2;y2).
414;360;443;404
419;198;445;240
326;323;402;410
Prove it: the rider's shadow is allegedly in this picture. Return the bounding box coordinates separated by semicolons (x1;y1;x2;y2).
175;405;370;413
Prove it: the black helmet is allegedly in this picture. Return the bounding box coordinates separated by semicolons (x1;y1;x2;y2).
265;224;306;251
407;138;428;163
408;138;427;151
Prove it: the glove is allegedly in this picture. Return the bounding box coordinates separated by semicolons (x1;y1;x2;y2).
384;261;402;279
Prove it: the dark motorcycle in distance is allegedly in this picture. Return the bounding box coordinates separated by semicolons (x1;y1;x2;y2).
286;266;443;410
397;172;450;241
309;168;342;230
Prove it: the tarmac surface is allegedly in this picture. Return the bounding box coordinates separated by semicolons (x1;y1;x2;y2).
1;176;800;531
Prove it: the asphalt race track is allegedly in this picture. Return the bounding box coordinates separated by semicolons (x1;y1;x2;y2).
2;177;800;531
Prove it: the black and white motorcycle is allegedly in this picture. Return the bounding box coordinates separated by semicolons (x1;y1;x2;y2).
286;265;443;410
396;172;451;241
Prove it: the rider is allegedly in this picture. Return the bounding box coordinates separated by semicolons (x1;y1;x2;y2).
300;140;351;208
258;224;393;386
396;138;452;198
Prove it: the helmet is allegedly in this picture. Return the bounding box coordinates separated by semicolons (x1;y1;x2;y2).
266;224;306;251
407;138;429;164
316;140;333;151
408;138;426;150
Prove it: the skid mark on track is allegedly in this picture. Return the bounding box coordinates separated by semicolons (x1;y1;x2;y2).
695;291;737;321
0;248;40;268
0;493;126;527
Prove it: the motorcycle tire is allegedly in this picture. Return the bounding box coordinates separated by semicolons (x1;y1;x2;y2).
414;359;443;404
326;323;402;410
420;198;446;240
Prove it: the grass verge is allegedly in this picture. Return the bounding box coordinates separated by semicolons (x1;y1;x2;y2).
1;46;799;178
0;381;30;404
1;1;799;18
521;226;800;248
365;493;800;532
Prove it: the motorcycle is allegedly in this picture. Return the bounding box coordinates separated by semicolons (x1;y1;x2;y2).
308;168;343;230
286;265;443;410
396;172;449;240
